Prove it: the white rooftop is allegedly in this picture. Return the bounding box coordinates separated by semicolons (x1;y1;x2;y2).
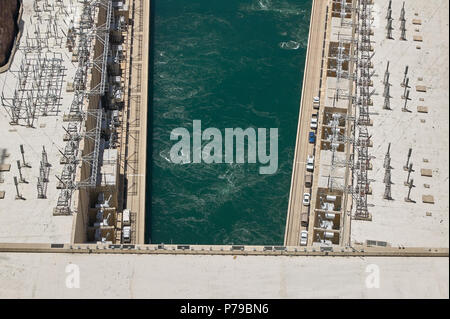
351;0;449;247
0;0;83;243
0;253;447;298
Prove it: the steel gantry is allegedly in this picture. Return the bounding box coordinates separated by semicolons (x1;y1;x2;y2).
1;52;65;126
351;0;374;220
55;0;113;215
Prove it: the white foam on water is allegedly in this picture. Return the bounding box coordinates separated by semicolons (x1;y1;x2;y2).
279;40;301;50
258;0;271;10
242;0;308;17
159;150;172;163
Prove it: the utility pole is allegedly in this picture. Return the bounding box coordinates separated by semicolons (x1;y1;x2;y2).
400;20;406;40
401;66;409;87
17;160;28;184
402;89;411;112
383;143;391;168
14;176;25;200
386;18;393;39
42;146;51;167
40;161;49;183
383;153;393;200
383;61;390;84
20;145;31;168
405;178;415;202
399;2;406;23
405;162;414;186
401;77;410;98
383;72;391;110
37;177;46;199
383;73;391;97
386;0;392;19
384;157;392;184
386;0;394;40
383;61;391;110
404;148;412;170
384;183;392;200
399;2;407;40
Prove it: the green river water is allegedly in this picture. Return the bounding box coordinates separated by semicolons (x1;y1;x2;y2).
147;0;311;245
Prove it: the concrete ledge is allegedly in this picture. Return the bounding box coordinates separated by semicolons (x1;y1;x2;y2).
0;243;447;257
0;164;11;172
417;106;428;113
416;85;427;92
421;168;433;177
422;195;435;204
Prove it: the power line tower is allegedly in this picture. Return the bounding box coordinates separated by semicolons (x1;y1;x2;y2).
402;89;411;112
403;148;413;170
383;143;391;168
386;0;394;39
404;163;414;186
352;0;374;220
382;144;393;199
55;0;113;215
401;65;409;86
405;178;415;202
382;62;392;110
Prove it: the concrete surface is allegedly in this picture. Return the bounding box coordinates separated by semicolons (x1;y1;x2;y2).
118;0;149;244
0;0;81;243
285;0;328;246
0;253;448;298
351;0;449;248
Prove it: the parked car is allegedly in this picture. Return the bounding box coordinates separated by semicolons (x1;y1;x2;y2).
305;174;313;188
302;192;311;206
308;131;316;144
310;114;318;129
306;155;315;172
301;212;309;227
313;96;320;109
123;226;131;243
300;230;308;246
122;209;131;226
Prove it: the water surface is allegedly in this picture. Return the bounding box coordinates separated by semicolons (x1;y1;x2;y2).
147;0;312;245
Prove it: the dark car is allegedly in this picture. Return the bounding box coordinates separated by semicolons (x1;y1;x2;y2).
308;132;316;144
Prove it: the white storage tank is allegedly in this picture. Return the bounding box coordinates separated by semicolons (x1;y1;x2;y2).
326;195;337;202
324;231;335;239
325;213;336;220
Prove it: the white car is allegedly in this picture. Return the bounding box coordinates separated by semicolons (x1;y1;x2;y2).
122;209;131;226
123;226;131;243
306;155;315;172
313;96;320;109
300;230;308;246
310;116;318;129
302;192;311;206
